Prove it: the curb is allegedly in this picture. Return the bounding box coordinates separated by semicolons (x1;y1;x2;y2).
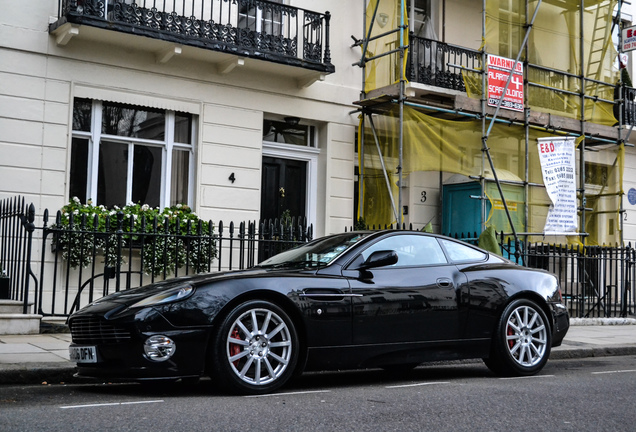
551;345;636;360
0;364;78;385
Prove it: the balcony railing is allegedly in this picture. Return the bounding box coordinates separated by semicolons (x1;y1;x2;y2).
51;0;334;73
407;35;481;92
407;36;636;127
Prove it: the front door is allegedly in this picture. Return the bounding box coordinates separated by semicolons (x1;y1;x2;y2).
261;157;307;222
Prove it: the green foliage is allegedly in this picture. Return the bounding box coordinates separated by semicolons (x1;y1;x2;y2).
622;67;633;88
53;198;216;276
478;226;502;256
354;216;367;231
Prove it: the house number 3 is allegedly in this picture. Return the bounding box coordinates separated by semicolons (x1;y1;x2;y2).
420;191;427;203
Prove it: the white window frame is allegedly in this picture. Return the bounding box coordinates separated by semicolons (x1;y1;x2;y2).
72;100;195;208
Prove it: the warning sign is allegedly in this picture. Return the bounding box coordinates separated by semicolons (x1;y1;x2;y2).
487;54;524;112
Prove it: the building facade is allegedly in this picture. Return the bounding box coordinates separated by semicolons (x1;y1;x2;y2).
2;0;636;247
1;0;363;238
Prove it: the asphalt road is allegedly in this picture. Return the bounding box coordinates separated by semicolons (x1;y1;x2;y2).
1;356;635;432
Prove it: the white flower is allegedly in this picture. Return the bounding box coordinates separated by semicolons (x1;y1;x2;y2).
141;204;150;211
73;210;79;215
73;196;80;203
113;205;120;210
109;211;116;216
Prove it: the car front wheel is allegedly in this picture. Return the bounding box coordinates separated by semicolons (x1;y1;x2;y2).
211;300;299;395
484;298;551;376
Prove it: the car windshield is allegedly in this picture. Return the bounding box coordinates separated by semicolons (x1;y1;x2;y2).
257;232;369;269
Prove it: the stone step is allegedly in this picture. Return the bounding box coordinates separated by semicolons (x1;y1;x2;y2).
0;300;30;314
0;313;42;335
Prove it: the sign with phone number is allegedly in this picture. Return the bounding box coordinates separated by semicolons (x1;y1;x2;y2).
487;54;524;113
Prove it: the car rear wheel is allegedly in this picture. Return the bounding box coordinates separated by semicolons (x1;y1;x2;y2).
210;300;299;395
484;298;551;376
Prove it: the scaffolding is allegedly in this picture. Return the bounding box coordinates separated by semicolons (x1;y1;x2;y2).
354;0;629;247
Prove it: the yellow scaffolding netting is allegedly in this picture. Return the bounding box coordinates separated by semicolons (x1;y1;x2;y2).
360;106;623;245
364;0;408;92
359;0;624;245
468;0;619;125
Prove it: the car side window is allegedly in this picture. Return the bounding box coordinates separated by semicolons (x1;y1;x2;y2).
439;239;487;262
360;234;448;267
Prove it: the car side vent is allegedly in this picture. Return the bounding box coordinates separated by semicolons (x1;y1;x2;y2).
70;317;132;344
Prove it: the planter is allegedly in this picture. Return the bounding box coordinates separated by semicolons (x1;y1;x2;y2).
0;278;10;299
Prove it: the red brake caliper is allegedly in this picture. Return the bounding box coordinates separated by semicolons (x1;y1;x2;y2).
229;327;241;367
507;325;515;349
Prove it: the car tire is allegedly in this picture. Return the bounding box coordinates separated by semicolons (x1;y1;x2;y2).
210;300;299;395
483;298;551;377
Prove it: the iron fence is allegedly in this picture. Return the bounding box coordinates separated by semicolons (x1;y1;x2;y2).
0;197;36;313
0;196;311;317
446;230;635;319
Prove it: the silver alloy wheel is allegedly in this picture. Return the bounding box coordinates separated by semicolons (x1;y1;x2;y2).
505;304;548;367
225;307;293;386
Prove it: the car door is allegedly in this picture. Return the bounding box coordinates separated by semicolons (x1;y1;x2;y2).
346;233;467;346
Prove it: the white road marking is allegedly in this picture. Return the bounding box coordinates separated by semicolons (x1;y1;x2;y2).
244;390;332;398
385;381;450;389
60;400;164;409
499;375;555;380
592;369;636;375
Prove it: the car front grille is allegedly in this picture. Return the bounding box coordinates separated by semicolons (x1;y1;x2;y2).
70;316;133;344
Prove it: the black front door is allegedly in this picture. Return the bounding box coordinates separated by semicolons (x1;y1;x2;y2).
261;157;307;222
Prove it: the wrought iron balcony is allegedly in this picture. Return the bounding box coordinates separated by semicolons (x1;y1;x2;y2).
50;0;334;74
407;35;481;92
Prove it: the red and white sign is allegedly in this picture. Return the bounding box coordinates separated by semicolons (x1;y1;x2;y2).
622;25;636;52
487;54;524;112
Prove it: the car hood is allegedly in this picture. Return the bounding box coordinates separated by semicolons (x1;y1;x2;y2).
81;266;315;309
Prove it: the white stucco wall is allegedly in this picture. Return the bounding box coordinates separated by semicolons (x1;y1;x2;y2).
0;1;362;235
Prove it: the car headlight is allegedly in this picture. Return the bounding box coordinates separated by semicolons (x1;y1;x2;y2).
131;284;194;308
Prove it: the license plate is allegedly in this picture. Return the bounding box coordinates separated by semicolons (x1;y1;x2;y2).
69;346;98;363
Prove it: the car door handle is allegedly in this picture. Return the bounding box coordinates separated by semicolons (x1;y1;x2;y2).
436;278;453;288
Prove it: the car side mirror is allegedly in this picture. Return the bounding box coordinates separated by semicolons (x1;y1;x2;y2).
359;250;398;269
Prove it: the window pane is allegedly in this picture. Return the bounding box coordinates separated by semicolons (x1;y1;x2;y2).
361;234;447;267
102;102;165;140
263;120;313;146
174;113;193;143
171;150;190;206
73;98;92;132
132;145;162;208
69;137;89;202
440;239;487;262
98;141;128;207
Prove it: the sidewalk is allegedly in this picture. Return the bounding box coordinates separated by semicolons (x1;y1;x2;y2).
0;319;635;385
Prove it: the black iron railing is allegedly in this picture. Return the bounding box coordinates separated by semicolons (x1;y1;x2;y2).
619;85;636;126
0;196;312;317
0;197;36;313
52;0;333;73
448;230;635;319
407;35;481;92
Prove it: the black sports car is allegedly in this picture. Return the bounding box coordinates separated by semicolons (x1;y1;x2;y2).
68;230;569;394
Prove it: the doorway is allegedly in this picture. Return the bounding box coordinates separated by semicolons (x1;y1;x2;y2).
261;156;307;222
